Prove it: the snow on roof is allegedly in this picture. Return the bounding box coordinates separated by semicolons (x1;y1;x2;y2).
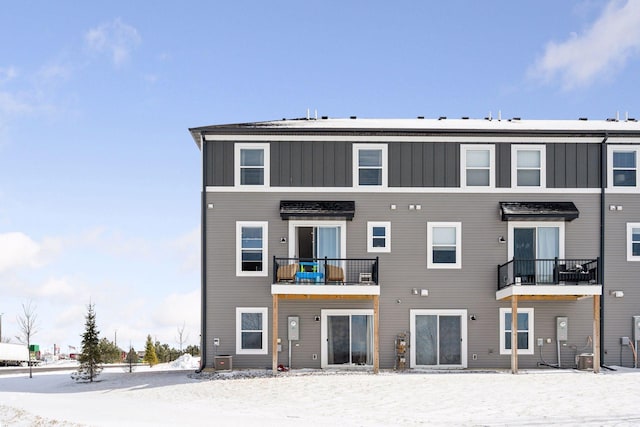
197;116;640;132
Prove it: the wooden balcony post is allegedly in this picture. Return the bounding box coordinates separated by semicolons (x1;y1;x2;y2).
593;294;600;373
373;294;379;374
272;294;279;374
511;295;518;374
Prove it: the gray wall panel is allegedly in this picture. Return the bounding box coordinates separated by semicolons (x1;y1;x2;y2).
204;191;603;369
565;144;577;188
496;143;511;188
603;194;640;367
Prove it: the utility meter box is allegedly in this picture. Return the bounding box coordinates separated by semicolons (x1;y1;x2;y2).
633;316;640;342
556;317;568;341
288;316;300;341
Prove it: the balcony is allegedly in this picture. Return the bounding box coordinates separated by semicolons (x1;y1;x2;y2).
496;258;602;301
272;257;379;297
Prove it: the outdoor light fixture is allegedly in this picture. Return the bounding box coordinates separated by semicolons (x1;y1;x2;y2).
498;236;506;243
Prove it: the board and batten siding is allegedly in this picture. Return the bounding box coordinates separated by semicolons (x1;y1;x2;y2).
205;141;602;189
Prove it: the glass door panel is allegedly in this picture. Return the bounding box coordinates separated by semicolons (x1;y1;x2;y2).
415;315;437;365
414;313;464;367
326;314;373;366
439;316;461;365
327;316;349;365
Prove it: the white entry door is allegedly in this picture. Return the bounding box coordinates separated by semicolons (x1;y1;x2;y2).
410;309;467;368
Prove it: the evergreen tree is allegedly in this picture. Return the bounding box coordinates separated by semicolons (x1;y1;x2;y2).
125;346;138;373
72;303;103;382
143;334;158;366
98;338;123;364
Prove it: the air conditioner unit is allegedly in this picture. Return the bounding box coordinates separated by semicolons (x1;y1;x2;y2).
214;355;232;371
359;273;373;283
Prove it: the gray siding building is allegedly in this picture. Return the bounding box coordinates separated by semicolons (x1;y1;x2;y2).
189;117;640;373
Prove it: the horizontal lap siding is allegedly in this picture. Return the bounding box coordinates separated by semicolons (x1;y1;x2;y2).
205;192;602;369
603;194;640;367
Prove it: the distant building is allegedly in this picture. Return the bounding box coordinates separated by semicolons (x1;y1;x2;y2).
189;117;640;373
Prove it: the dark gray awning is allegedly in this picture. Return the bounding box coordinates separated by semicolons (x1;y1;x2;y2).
500;202;579;221
280;200;355;220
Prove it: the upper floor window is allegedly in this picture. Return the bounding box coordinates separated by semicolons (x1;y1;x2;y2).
427;222;461;269
353;144;387;187
512;145;546;188
627;223;640;261
235;143;270;187
236;221;268;276
367;221;391;253
461;144;495;188
609;146;638;189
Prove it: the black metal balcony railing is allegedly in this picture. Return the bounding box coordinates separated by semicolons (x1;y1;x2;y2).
497;258;599;290
273;256;379;286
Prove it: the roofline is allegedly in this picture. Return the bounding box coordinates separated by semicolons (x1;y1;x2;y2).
188;117;640;148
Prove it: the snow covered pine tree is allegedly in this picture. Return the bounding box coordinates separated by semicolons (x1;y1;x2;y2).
71;303;103;382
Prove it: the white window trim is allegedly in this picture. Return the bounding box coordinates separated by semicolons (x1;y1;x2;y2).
234;143;270;188
608;145;639;192
367;221;391;253
236;307;268;355
320;309;374;369
427;222;462;269
353;143;388;188
499;307;534;355
287;220;347;259
627;223;640;261
236;221;268;277
460;144;495;188
507;221;565;261
409;309;468;368
511;144;546;189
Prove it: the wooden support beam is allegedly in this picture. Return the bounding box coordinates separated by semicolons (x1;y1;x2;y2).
593;294;601;373
511;295;518;374
272;294;279;374
276;294;376;300
373;295;379;374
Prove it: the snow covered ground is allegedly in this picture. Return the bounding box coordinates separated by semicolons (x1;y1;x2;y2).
1;356;640;426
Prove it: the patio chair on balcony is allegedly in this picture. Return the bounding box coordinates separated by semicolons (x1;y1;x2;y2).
325;264;344;283
277;263;298;282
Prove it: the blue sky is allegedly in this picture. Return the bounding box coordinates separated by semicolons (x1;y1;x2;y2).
1;1;639;353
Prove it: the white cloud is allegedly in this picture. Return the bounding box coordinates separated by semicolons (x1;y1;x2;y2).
85;18;141;67
153;289;200;328
171;227;200;273
0;66;18;84
530;0;640;89
0;232;42;272
34;277;75;298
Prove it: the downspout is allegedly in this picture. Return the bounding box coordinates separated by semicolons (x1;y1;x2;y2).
196;132;208;372
599;132;608;367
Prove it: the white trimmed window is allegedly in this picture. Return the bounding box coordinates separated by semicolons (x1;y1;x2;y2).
236;307;268;355
499;308;534;355
235;143;270;187
367;221;391;253
427;222;461;269
608;146;639;190
353;144;388;187
461;144;495;188
511;145;546;188
236;221;268;276
627;223;640;261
